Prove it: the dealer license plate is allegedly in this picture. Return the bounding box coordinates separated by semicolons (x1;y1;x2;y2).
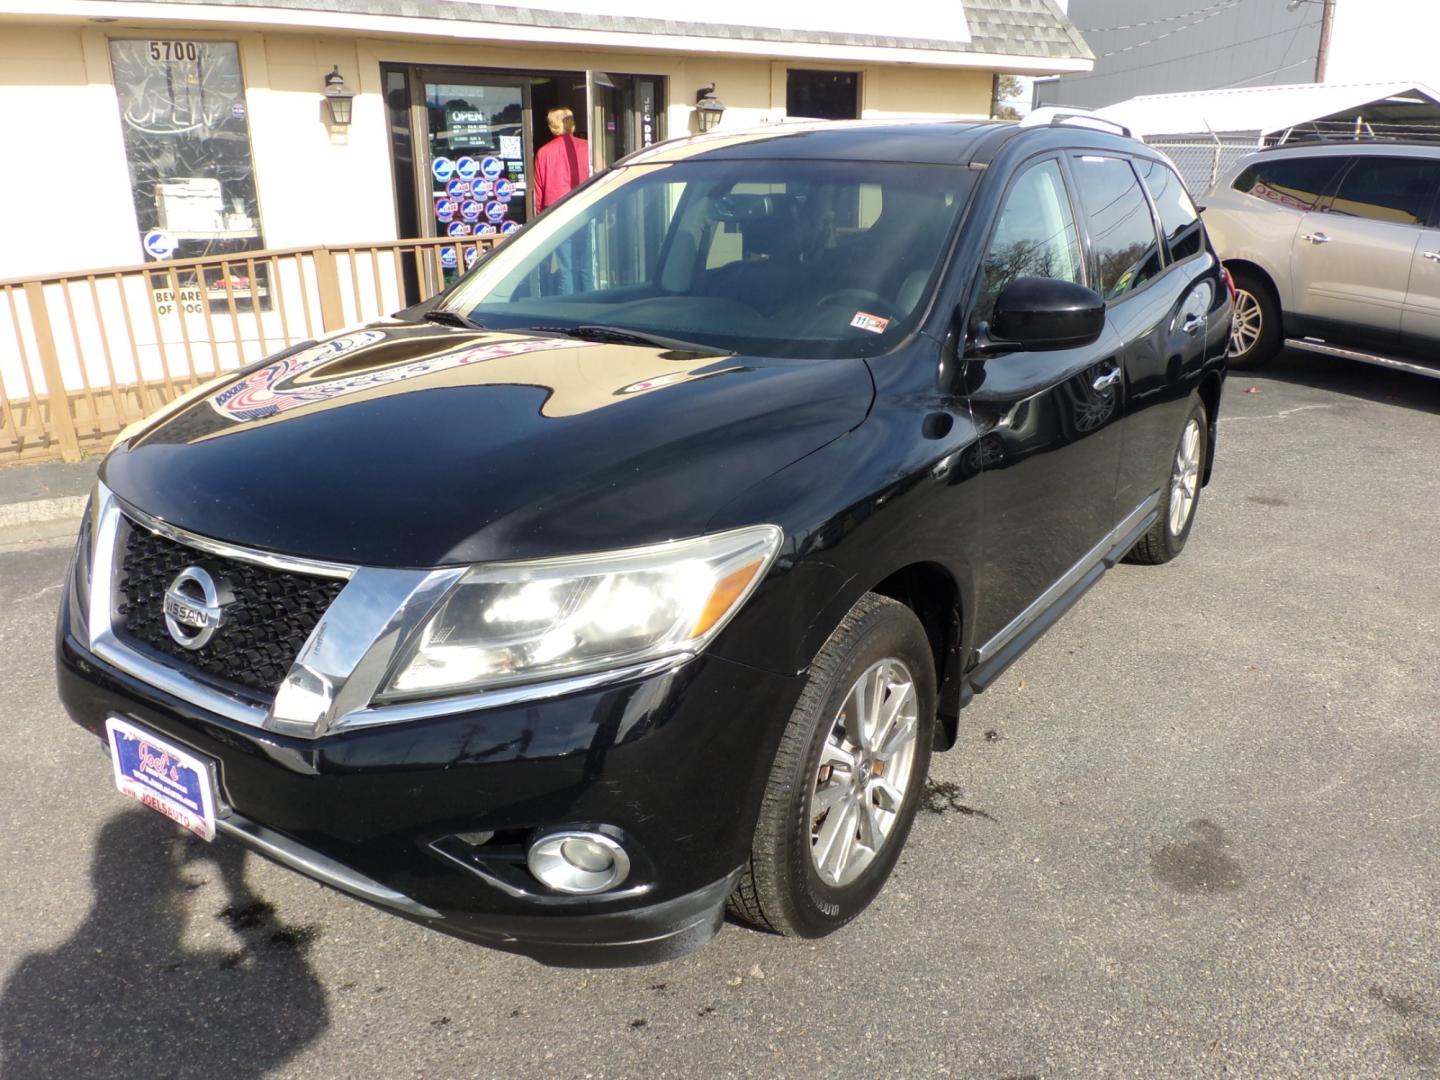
105;717;217;841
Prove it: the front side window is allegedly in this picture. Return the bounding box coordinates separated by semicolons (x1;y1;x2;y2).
974;158;1084;325
109;39;263;264
442;159;972;359
1324;157;1440;226
1231;156;1344;212
1137;158;1204;262
1073;155;1163;301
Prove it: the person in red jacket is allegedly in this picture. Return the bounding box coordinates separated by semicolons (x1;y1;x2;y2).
534;107;593;294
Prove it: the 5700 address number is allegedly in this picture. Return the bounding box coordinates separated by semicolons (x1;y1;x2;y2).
148;41;202;62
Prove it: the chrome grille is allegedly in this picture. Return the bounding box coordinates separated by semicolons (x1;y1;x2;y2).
113;517;345;699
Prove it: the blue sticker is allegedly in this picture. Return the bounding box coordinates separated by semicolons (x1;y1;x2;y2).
473;179;494;198
480;156;503;181
447;221;472;237
434;198;458;223
494;178;514;202
432;157;456;182
231;102;247;121
454;156;480;182
460;199;482;223
143;230;178;260
501;221;520;235
477;223;497;236
446;178;472;199
464;246;481;268
484;200;507;224
440;246;458;269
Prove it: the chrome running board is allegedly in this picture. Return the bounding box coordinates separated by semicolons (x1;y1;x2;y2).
1286;338;1440;380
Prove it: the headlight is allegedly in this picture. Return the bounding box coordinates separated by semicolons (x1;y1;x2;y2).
381;525;782;700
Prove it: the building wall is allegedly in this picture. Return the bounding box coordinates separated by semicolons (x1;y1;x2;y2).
0;19;998;281
1037;0;1323;111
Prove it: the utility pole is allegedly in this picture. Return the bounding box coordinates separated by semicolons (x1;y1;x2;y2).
1314;0;1337;83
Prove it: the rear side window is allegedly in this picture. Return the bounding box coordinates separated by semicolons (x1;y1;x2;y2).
1137;159;1203;262
1324;157;1440;226
1072;155;1163;301
1231;157;1344;212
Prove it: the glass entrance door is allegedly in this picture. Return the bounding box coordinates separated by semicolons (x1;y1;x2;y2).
587;73;664;172
419;73;529;243
381;66;666;298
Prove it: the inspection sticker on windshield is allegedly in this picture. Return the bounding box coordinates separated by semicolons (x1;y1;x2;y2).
850;311;890;334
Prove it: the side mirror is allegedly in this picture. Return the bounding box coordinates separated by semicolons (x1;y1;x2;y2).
985;277;1106;353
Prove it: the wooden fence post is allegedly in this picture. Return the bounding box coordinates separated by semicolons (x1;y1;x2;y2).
22;281;83;463
312;247;346;333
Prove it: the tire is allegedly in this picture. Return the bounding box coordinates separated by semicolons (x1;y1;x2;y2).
1227;268;1281;370
729;594;935;937
1126;399;1208;566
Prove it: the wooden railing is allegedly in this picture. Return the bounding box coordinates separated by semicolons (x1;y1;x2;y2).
0;234;504;464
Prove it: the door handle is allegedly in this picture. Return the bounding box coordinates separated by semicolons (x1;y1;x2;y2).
1301;231;1331;244
1181;313;1204;336
1424;251;1440;263
1092;368;1122;392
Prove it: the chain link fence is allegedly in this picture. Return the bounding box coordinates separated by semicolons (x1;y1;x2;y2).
1146;136;1261;197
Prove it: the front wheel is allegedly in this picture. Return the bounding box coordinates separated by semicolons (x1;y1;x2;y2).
729;594;935;937
1126;399;1208;565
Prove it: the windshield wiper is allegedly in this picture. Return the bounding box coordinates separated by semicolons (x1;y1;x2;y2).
519;324;734;355
421;309;485;330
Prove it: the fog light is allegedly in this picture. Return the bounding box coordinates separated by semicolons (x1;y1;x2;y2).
527;831;631;894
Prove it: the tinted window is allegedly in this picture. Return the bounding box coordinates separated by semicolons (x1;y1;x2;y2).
1137;158;1203;261
1325;157;1439;226
1232;156;1344;212
1073;156;1163;300
974;158;1084;324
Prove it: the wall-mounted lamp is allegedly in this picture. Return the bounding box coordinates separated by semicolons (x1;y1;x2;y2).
695;84;726;133
323;66;355;126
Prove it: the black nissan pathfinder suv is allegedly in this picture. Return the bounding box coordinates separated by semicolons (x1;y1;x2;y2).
58;116;1230;966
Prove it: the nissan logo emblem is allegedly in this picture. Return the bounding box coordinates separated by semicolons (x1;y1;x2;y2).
162;566;231;650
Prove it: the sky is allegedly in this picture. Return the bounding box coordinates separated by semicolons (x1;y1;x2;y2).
1326;0;1440;85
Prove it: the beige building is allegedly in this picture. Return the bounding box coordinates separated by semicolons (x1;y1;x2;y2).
0;0;1092;280
0;0;1091;462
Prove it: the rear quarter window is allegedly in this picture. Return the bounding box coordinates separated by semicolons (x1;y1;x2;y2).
1137;159;1204;262
1231;156;1345;212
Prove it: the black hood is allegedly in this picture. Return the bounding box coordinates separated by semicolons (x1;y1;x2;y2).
102;323;874;567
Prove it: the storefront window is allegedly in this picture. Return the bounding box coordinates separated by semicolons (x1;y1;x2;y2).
109;39;264;267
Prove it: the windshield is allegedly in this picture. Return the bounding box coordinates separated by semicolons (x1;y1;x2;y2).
439;158;974;359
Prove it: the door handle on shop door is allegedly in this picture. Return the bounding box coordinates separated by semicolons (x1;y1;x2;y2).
1300;232;1331;244
1092;368;1122;392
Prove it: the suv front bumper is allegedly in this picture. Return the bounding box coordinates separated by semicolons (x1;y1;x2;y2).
57;595;804;966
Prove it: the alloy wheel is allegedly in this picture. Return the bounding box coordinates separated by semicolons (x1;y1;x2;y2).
1229;288;1262;357
1169;418;1202;536
808;658;920;888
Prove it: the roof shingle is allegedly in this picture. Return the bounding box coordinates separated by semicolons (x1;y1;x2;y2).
89;0;1093;62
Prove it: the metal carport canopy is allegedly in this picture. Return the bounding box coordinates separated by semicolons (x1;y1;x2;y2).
1094;81;1440;139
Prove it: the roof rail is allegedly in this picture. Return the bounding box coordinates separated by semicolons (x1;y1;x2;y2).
1019;107;1133;139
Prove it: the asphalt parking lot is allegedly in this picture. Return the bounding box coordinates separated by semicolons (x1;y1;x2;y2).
1;350;1436;1080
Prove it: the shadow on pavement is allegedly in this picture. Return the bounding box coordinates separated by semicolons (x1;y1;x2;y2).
0;809;328;1080
1251;348;1440;416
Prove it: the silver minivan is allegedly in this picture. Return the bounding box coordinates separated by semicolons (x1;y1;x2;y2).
1202;142;1440;380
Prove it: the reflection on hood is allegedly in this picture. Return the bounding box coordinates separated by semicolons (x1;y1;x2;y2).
208;330;588;422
